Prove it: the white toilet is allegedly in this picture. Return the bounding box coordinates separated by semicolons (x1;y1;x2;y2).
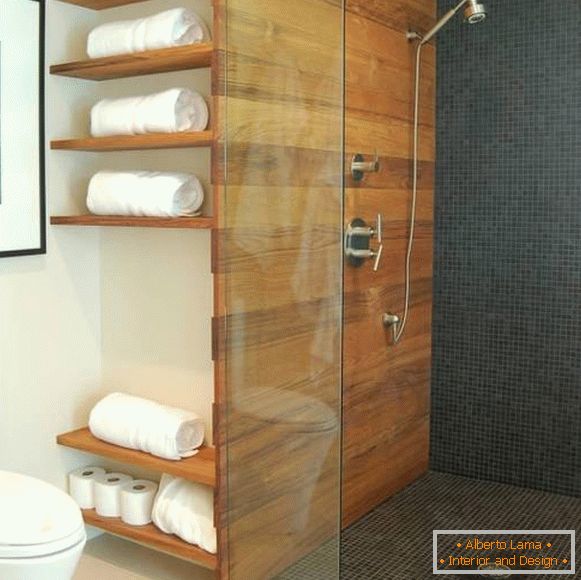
0;470;86;580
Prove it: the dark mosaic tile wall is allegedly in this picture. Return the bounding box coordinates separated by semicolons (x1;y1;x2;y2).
431;0;581;495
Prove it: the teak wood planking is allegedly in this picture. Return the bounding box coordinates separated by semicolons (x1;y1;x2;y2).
211;1;229;579
82;509;217;568
50;45;213;81
342;0;436;527
213;0;343;578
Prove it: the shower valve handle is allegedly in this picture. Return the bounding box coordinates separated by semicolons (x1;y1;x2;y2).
373;243;384;272
372;214;383;271
345;214;384;271
371;213;382;244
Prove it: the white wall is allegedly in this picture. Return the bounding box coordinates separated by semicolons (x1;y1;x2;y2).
96;1;215;441
0;1;102;487
0;0;214;482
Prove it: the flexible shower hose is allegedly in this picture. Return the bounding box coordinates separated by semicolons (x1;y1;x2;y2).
390;42;423;344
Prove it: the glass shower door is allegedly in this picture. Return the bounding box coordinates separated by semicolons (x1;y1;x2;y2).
220;0;344;577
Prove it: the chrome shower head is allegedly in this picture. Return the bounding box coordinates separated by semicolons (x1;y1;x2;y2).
417;0;487;45
464;0;487;24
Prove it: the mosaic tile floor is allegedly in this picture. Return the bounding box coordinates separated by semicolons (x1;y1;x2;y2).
281;472;581;579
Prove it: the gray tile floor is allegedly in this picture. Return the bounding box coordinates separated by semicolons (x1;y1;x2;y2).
282;472;581;579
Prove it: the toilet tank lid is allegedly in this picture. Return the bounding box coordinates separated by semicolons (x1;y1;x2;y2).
0;471;84;548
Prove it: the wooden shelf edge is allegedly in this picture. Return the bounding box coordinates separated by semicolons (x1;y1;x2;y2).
50;44;213;81
56;0;152;9
51;131;214;152
57;427;216;486
50;216;215;229
82;509;217;569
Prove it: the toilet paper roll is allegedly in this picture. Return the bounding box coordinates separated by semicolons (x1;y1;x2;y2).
94;472;133;517
120;479;159;526
69;466;106;509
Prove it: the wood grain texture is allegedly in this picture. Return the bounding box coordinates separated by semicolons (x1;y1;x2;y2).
51;132;213;152
50;216;215;229
342;0;436;527
55;0;151;8
214;0;343;577
82;509;217;568
212;1;229;578
57;428;216;486
50;45;213;81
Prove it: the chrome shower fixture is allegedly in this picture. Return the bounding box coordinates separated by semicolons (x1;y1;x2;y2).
390;0;488;345
464;0;487;24
408;0;487;45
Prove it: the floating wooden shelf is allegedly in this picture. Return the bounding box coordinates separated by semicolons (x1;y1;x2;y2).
82;509;217;569
51;45;213;81
57;428;216;486
51;131;214;152
57;0;151;9
50;215;215;229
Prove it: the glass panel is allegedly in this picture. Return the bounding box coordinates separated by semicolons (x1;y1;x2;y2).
222;0;344;577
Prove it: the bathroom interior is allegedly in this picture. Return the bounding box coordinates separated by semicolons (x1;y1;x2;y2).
0;0;579;578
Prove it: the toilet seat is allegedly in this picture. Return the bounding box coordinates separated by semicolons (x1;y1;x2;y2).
0;471;85;560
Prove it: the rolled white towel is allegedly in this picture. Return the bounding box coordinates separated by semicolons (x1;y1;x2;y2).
152;474;216;554
91;89;209;137
87;8;211;59
87;171;204;218
89;393;205;461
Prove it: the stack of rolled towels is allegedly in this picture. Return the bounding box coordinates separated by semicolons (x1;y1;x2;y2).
87;8;210;59
86;87;208;218
67;393;216;552
80;10;211;219
69;467;159;526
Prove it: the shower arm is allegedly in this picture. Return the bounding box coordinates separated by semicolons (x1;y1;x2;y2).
408;0;470;45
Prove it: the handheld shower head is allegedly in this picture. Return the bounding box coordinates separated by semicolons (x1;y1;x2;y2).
417;0;487;45
464;0;487;24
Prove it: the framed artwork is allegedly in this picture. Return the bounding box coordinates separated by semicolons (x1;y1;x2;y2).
0;0;45;258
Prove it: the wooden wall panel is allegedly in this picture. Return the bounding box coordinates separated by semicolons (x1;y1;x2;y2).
343;0;436;527
215;0;344;577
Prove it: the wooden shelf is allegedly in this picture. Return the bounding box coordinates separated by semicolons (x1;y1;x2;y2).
51;131;214;152
50;215;215;229
57;0;152;9
82;509;217;568
51;45;213;81
57;428;216;486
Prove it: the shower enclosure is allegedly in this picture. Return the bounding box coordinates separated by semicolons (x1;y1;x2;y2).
219;0;435;575
219;0;579;577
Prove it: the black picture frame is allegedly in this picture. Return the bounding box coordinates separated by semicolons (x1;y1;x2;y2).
0;0;46;259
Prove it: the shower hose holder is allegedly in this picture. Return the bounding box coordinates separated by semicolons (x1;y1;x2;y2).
351;152;380;182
